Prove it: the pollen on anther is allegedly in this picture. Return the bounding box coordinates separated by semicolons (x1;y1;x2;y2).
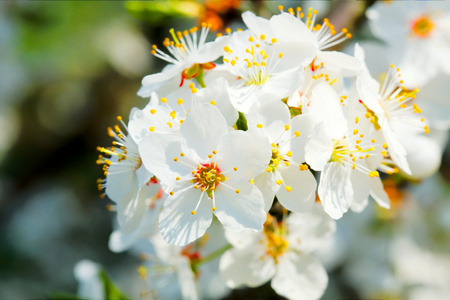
276;179;283;185
210;100;216;105
149;127;155;132
208;154;213;158
235;189;240;193
286;151;292;157
161;97;167;103
383;143;388;149
250;179;255;184
191;211;196;215
294;131;301;137
353;129;359;135
212;207;216;211
174;157;178;162
116;116;122;121
285;186;292;192
176;177;181;181
284;124;290;131
279;53;283;59
257;124;263;128
170;191;174;196
233;167;238;171
150;109;156;114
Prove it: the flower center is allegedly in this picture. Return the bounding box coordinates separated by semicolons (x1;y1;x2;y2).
193;163;225;198
412;15;434;38
263;215;289;264
267;145;283;172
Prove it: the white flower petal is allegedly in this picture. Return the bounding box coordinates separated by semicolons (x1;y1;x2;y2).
159;187;213;246
272;253;328;300
176;256;199;300
308;83;348;138
214;178;266;232
304;123;334;171
349;169;370;213
224;228;262;249
276;164;317;213
369;176;390;209
219;246;276;288
139;133;191;186
317;51;360;77
254;171;279;212
195;77;238;127
287;206;336;254
180;104;228;162
246;100;291;143
138;65;184;98
318;162;353;219
289;113;316;163
242;11;275;41
216;130;271;180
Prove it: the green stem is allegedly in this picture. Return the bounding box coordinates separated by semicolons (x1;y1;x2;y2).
194;68;206;88
194;243;232;268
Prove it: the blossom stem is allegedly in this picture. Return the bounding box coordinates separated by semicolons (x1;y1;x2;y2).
194;243;233;267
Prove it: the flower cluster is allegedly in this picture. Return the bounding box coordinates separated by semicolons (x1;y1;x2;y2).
96;5;436;299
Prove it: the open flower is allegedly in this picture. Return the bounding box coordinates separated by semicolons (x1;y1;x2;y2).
246;100;317;212
139;104;271;246
304;83;389;219
367;1;450;87
220;205;335;300
355;44;429;175
222;30;304;113
138;23;228;97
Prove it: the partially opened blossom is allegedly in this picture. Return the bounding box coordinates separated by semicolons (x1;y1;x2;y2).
139;104;271;246
246;100;317;212
138;23;228;97
220;205;335;300
305;83;389;219
96;116;158;240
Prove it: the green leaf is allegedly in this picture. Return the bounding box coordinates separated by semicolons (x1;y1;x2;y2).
99;269;130;300
235;112;248;131
125;1;203;24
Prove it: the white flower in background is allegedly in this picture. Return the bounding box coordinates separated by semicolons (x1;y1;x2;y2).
305;83;389;219
138;23;228;97
139;221;230;300
246;100;317;212
96;116;159;240
74;260;104;300
355;44;430;176
139;104;270;246
222;30;304;113
220;205;335;300
129;77;238;144
367;1;450;88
